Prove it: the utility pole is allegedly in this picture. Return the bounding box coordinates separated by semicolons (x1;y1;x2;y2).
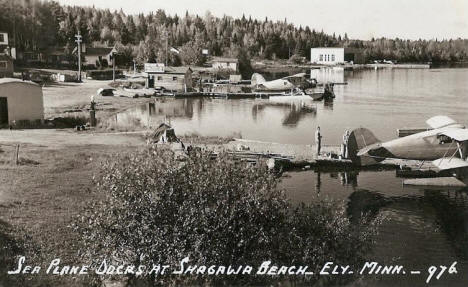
165;31;168;66
112;51;116;82
75;32;82;82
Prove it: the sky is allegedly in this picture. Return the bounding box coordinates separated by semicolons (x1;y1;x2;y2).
56;0;468;40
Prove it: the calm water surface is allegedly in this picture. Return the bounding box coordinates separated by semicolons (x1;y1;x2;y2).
112;68;468;286
112;68;468;144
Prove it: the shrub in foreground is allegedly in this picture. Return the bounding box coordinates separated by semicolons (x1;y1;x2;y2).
76;147;379;286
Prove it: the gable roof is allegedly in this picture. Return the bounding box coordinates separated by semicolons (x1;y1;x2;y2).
0;78;39;87
84;47;114;56
165;66;192;74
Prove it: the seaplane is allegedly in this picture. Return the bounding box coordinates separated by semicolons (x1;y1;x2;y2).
347;116;468;187
251;73;313;92
251;73;330;102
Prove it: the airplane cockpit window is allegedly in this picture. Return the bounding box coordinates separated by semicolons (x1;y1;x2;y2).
437;134;453;144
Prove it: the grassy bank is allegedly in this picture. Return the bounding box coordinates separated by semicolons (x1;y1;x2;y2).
0;144;138;286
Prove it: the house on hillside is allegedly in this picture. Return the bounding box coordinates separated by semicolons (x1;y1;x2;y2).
144;64;193;92
0;54;14;78
81;45;116;68
0;78;44;127
44;47;71;66
209;57;238;72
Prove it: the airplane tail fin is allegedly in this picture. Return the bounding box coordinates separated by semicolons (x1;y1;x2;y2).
251;73;266;85
347;128;381;166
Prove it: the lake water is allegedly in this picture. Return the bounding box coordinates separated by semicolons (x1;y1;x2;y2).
112;68;468;286
111;67;468;145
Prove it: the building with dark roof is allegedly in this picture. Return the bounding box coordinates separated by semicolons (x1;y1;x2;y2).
81;45;116;68
144;64;193;92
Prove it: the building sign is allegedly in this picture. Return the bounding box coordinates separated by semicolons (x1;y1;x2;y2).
202;49;209;55
0;32;8;45
144;63;165;73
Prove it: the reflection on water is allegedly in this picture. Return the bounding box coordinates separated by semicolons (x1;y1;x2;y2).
109;98;321;141
310;67;348;83
281;170;468;286
111;68;468;144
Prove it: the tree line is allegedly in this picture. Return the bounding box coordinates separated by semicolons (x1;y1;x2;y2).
0;0;467;66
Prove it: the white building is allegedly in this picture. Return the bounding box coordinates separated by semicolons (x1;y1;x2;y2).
210;57;238;71
310;47;363;65
0;78;44;126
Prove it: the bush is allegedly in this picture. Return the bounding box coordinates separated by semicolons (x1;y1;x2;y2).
76;147;379;286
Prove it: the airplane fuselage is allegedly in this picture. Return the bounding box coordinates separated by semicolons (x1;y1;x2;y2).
254;79;296;92
361;126;464;161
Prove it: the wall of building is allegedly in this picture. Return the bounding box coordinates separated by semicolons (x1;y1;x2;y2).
212;62;237;71
85;55;111;67
148;73;192;91
0;58;14;78
310;48;345;65
0;80;44;124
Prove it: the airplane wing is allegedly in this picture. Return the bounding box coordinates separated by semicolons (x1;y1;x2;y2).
432;157;468;171
282;73;306;79
439;129;468;142
426;116;458;129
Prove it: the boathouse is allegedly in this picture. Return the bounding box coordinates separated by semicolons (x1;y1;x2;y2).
145;64;193;92
210;57;238;72
0;78;44;127
310;47;363;65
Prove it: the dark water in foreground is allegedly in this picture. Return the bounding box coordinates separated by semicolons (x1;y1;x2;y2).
110;68;468;286
280;170;468;286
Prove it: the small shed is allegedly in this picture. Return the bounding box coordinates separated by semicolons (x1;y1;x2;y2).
0;78;44;126
0;54;14;78
145;65;193;92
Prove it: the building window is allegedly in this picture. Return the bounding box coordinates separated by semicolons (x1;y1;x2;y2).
0;61;7;69
319;54;323;61
172;76;177;81
331;54;335;61
157;76;163;81
0;34;4;42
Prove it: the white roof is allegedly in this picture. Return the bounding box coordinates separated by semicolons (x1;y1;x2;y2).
440;129;468;142
0;78;39;86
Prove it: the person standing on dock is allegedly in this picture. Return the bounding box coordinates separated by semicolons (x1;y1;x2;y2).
341;130;350;159
315;126;322;156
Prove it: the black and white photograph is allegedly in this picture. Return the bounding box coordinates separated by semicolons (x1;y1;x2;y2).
0;0;467;286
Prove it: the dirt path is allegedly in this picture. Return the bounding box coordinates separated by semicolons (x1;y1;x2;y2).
42;79;152;119
0;129;146;147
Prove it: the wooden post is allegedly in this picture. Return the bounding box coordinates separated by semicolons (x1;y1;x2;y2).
90;110;96;127
15;144;19;165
